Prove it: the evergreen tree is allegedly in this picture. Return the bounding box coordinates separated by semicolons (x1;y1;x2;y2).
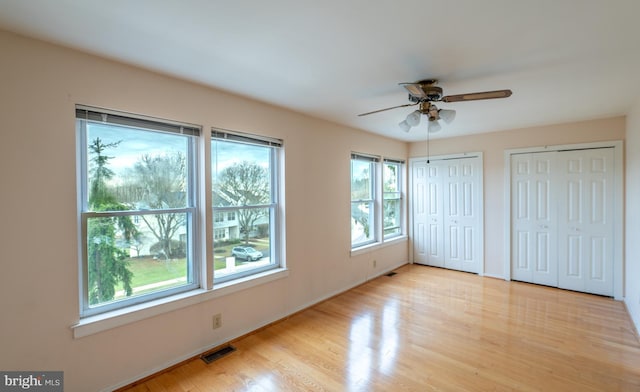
87;138;136;305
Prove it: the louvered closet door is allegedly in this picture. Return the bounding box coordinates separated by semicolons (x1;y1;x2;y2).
557;148;614;296
510;152;558;286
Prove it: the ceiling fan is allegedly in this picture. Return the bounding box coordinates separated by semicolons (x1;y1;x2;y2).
358;79;512;133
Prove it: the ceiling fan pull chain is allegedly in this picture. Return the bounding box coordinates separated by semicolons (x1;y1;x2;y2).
427;130;430;164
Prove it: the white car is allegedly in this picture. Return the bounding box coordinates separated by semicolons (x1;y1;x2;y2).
231;246;263;261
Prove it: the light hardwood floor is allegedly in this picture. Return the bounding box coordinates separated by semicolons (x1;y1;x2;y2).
120;264;640;391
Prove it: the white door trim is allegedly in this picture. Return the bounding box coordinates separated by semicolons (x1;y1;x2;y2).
503;140;623;299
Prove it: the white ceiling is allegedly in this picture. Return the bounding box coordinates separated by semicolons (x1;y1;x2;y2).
1;0;639;141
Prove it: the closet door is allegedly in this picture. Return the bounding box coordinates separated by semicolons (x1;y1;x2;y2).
510;152;558;286
412;156;482;273
444;159;481;273
412;161;444;267
557;148;614;296
510;147;615;296
412;161;428;264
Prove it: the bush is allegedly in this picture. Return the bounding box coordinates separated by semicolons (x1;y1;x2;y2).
150;239;186;259
214;238;242;247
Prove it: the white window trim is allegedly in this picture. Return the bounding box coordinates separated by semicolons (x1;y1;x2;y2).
350;234;408;257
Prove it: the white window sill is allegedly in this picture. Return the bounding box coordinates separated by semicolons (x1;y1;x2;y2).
71;268;289;339
350;235;407;257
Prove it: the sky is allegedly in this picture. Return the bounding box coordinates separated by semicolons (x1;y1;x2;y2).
87;122;187;175
86;121;270;180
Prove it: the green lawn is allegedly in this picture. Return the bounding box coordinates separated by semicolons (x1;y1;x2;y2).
114;257;187;295
132;257;186;285
113;238;269;298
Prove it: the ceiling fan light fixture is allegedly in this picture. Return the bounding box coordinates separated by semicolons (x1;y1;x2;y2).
428;119;442;133
406;110;421;127
399;120;411;133
439;109;456;124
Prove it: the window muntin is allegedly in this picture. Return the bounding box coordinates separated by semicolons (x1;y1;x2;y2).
383;160;403;239
77;106;199;316
351;154;378;248
211;130;282;283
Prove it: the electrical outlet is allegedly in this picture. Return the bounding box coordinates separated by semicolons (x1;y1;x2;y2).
212;313;222;329
373;259;377;268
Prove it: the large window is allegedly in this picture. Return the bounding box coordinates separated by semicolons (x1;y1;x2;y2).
351;153;405;249
76;107;286;322
211;130;282;282
77;106;200;316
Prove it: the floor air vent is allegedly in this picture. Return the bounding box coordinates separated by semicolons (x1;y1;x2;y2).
386;271;397;277
201;345;236;364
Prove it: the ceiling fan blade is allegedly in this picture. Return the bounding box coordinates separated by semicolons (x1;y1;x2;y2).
357;102;418;117
399;83;426;99
442;89;512;103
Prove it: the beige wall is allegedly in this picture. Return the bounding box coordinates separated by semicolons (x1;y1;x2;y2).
409;117;626;277
0;31;408;391
625;98;640;333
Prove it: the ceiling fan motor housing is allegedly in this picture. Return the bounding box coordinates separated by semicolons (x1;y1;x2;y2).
408;83;443;102
423;85;443;101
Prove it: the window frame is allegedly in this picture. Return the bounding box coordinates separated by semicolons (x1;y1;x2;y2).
76;105;201;318
210;128;283;284
350;153;405;250
350;153;379;248
383;158;404;240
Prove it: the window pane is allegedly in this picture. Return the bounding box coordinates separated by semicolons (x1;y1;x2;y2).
351;201;374;245
86;122;190;211
86;213;191;307
383;199;401;236
212;207;274;281
211;141;272;207
383;162;399;193
351;160;372;200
